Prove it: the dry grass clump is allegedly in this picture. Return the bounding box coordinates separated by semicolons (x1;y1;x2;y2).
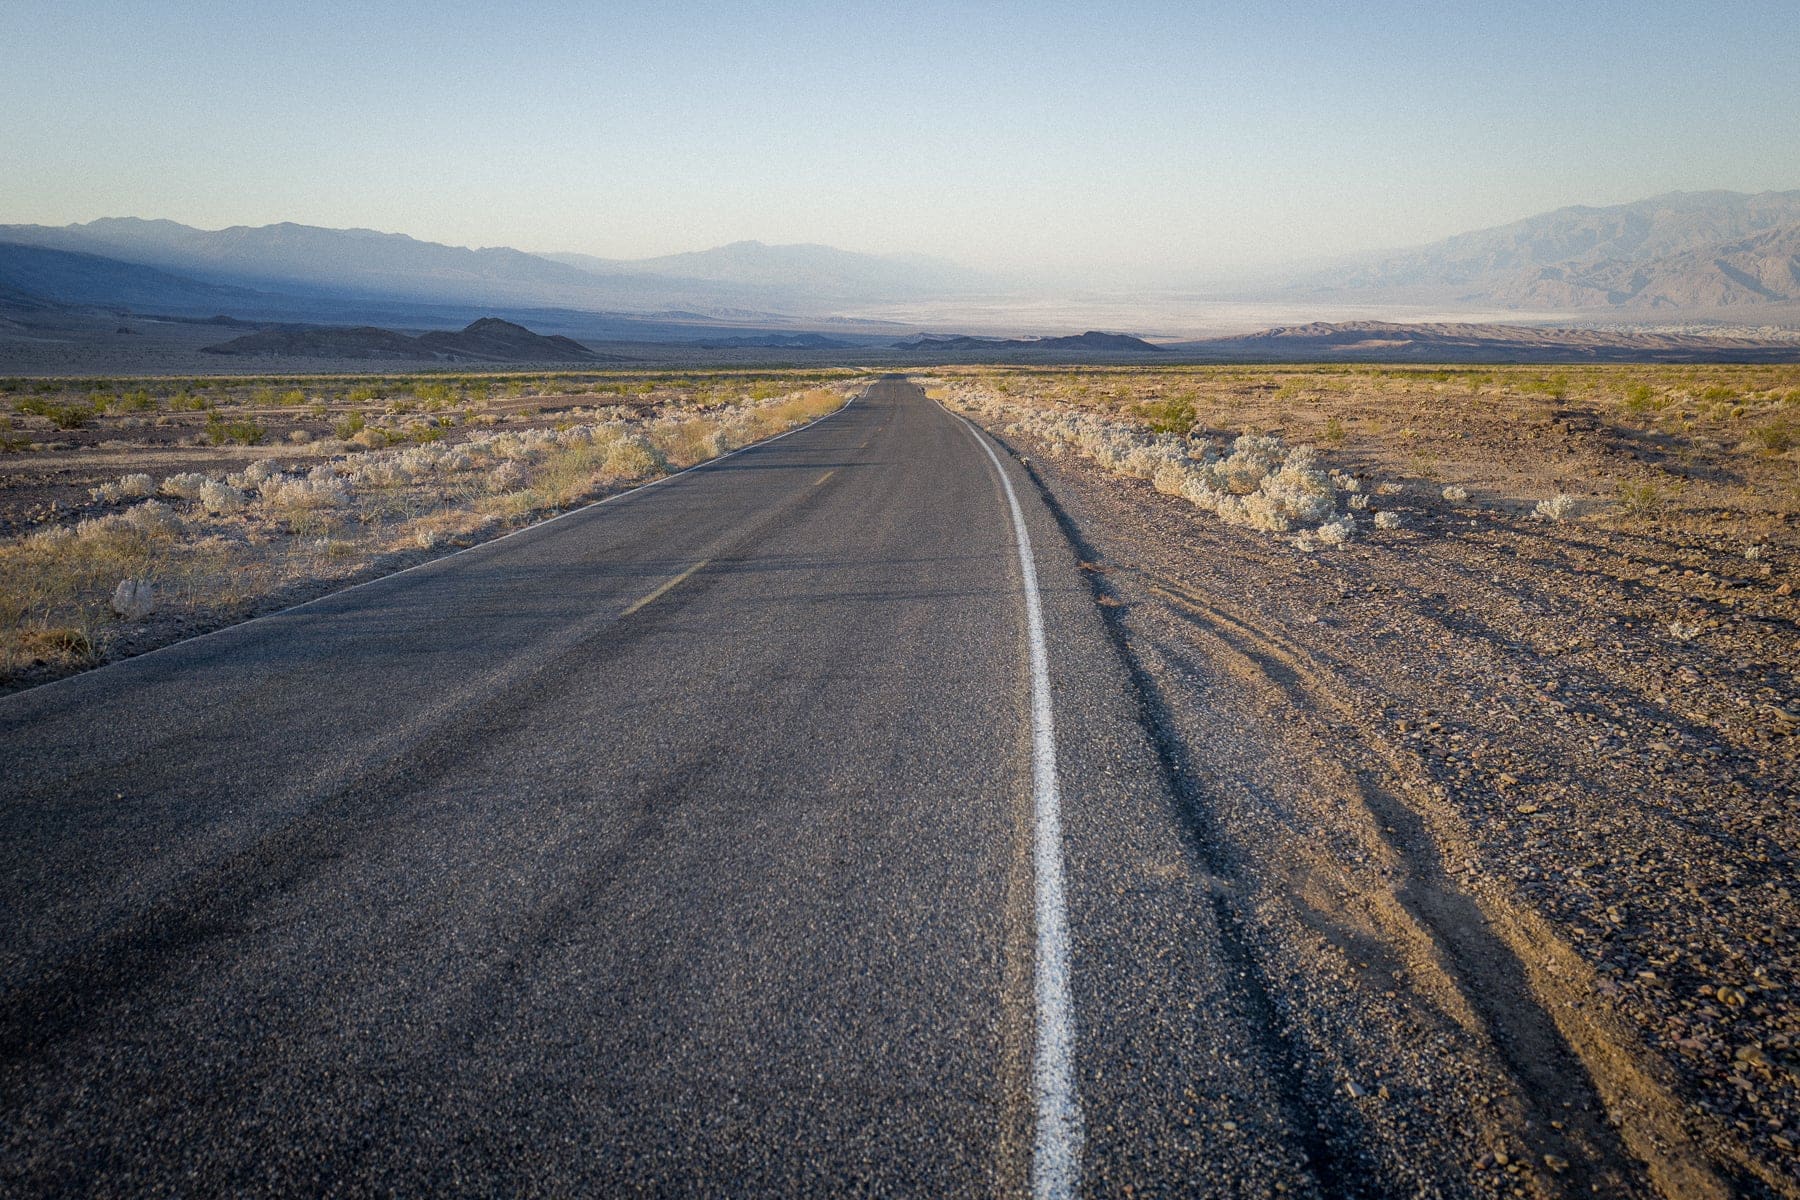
0;503;181;674
2;377;858;686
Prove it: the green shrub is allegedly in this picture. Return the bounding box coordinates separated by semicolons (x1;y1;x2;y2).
1141;396;1196;435
1621;383;1664;415
205;414;267;445
1750;419;1795;454
1616;479;1665;515
1524;373;1570;401
18;398;94;429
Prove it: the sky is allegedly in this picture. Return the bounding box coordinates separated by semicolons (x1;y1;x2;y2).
4;0;1799;286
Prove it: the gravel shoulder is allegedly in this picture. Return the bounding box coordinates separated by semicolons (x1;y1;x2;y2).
968;403;1799;1198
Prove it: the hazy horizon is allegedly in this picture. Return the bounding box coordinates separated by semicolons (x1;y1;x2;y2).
7;0;1800;290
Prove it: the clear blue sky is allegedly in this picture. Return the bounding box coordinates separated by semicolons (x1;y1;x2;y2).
4;0;1797;284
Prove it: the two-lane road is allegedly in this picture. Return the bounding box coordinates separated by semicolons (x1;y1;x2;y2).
1;380;1313;1196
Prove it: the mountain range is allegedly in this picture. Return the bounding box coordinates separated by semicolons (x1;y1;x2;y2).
0;220;977;320
1297;190;1800;311
3;191;1800;341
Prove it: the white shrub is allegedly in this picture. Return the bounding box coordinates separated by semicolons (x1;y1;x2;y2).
1534;493;1576;522
227;459;280;491
1441;485;1469;503
1317;515;1356;546
350;462;399;488
603;434;669;479
1240;491;1292;533
1373;511;1404;530
486;461;527;493
1214;442;1280;494
198;480;246;514
121;499;180;535
263;475;347;512
1257;452;1337;524
1348;494;1371;511
90;481;124;504
1375;482;1404;497
118;473;156;498
160;472;212;499
1151;463;1191;496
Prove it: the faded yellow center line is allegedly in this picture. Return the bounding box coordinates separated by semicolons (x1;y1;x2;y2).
814;469;837;486
620;558;710;618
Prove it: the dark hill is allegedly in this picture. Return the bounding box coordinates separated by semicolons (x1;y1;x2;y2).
204;318;617;362
415;317;602;360
1037;331;1164;352
893;330;1163;354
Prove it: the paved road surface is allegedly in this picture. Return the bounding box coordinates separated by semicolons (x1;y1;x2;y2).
2;380;1320;1196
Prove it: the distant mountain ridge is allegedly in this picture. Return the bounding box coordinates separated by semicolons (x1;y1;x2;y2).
0;240;268;312
0;219;984;317
0;218;603;303
1302;190;1800;312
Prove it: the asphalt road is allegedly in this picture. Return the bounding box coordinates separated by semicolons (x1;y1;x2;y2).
1;380;1323;1197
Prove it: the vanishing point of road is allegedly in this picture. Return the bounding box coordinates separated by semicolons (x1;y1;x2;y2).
4;380;1319;1196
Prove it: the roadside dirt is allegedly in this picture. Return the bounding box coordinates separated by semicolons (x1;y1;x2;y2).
972;404;1798;1197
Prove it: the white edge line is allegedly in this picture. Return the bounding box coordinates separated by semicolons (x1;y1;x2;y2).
949;406;1083;1200
4;387;866;706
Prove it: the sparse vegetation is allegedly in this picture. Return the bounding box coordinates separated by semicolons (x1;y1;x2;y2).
1;369;863;685
924;362;1799;555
